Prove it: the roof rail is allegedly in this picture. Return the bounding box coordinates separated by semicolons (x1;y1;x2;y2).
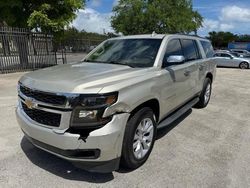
172;33;207;39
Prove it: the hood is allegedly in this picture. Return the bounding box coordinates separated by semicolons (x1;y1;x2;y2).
19;62;150;94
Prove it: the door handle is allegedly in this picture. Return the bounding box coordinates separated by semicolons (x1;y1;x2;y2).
184;70;190;76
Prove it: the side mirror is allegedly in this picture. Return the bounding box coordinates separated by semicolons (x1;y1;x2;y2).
230;56;233;59
166;55;185;64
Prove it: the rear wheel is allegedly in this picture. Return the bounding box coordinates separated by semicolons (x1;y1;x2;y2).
120;107;156;170
194;78;212;108
239;62;249;69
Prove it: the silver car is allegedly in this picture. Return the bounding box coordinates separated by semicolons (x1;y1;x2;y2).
230;49;250;58
214;52;250;69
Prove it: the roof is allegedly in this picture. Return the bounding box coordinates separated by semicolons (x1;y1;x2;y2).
110;34;209;41
111;34;166;40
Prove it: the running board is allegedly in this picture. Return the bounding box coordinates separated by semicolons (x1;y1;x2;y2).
157;97;199;129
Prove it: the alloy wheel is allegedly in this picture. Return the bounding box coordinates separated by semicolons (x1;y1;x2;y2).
133;118;154;159
240;62;249;69
204;83;211;104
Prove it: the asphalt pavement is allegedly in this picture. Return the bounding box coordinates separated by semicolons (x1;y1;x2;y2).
0;68;250;188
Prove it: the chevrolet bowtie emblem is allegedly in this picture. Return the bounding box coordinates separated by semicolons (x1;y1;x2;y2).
25;98;35;109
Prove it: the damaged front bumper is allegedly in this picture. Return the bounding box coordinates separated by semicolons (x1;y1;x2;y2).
16;105;130;173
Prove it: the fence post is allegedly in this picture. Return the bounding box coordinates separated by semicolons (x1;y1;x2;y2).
64;43;67;64
45;33;49;55
61;48;67;64
30;32;36;70
0;55;3;74
62;48;64;64
54;47;57;65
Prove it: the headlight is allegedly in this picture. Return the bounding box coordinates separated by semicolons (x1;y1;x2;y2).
70;92;118;128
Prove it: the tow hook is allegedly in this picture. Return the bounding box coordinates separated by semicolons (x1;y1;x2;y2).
78;136;87;142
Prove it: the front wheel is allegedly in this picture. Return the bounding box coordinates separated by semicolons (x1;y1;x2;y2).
120;107;156;170
194;78;212;108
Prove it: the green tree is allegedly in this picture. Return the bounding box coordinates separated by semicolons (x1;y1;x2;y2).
207;31;237;48
0;0;28;27
0;0;85;32
0;0;84;67
60;27;109;44
236;35;250;42
111;0;203;35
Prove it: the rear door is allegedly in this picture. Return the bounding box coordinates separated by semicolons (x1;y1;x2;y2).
180;39;201;98
199;40;214;88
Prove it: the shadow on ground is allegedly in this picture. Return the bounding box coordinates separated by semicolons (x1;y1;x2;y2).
20;109;192;180
156;109;192;140
117;109;192;173
20;137;114;183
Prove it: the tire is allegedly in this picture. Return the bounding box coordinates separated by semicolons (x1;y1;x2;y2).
194;78;212;108
239;62;249;69
120;107;156;170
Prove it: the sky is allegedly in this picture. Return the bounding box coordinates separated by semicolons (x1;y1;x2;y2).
72;0;250;36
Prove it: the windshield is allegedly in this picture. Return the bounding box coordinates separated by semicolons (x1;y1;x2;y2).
84;38;162;68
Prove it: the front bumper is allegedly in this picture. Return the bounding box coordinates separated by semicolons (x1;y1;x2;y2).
16;105;130;173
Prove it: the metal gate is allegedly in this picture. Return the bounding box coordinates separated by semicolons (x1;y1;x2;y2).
0;27;57;73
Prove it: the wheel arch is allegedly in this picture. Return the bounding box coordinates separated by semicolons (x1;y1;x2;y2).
129;99;160;123
206;72;213;83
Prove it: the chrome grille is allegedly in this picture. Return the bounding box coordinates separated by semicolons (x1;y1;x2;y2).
18;84;72;128
20;85;67;106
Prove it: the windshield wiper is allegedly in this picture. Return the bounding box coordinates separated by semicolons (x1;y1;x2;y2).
106;61;135;68
83;59;104;63
83;59;135;68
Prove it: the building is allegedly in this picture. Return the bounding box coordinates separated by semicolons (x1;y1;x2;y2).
228;42;250;51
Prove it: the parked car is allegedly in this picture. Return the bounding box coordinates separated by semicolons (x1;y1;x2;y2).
16;34;216;173
215;49;231;53
231;49;250;54
215;50;243;57
230;49;250;58
214;52;250;69
230;52;243;58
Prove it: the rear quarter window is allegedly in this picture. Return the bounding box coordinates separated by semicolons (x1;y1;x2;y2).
200;41;214;58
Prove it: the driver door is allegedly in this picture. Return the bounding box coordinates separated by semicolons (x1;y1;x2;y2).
159;38;192;116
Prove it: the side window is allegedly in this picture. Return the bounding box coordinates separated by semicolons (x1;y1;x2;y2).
220;53;231;58
181;39;199;62
200;41;214;58
193;40;202;59
234;50;241;53
163;39;183;65
214;53;220;57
